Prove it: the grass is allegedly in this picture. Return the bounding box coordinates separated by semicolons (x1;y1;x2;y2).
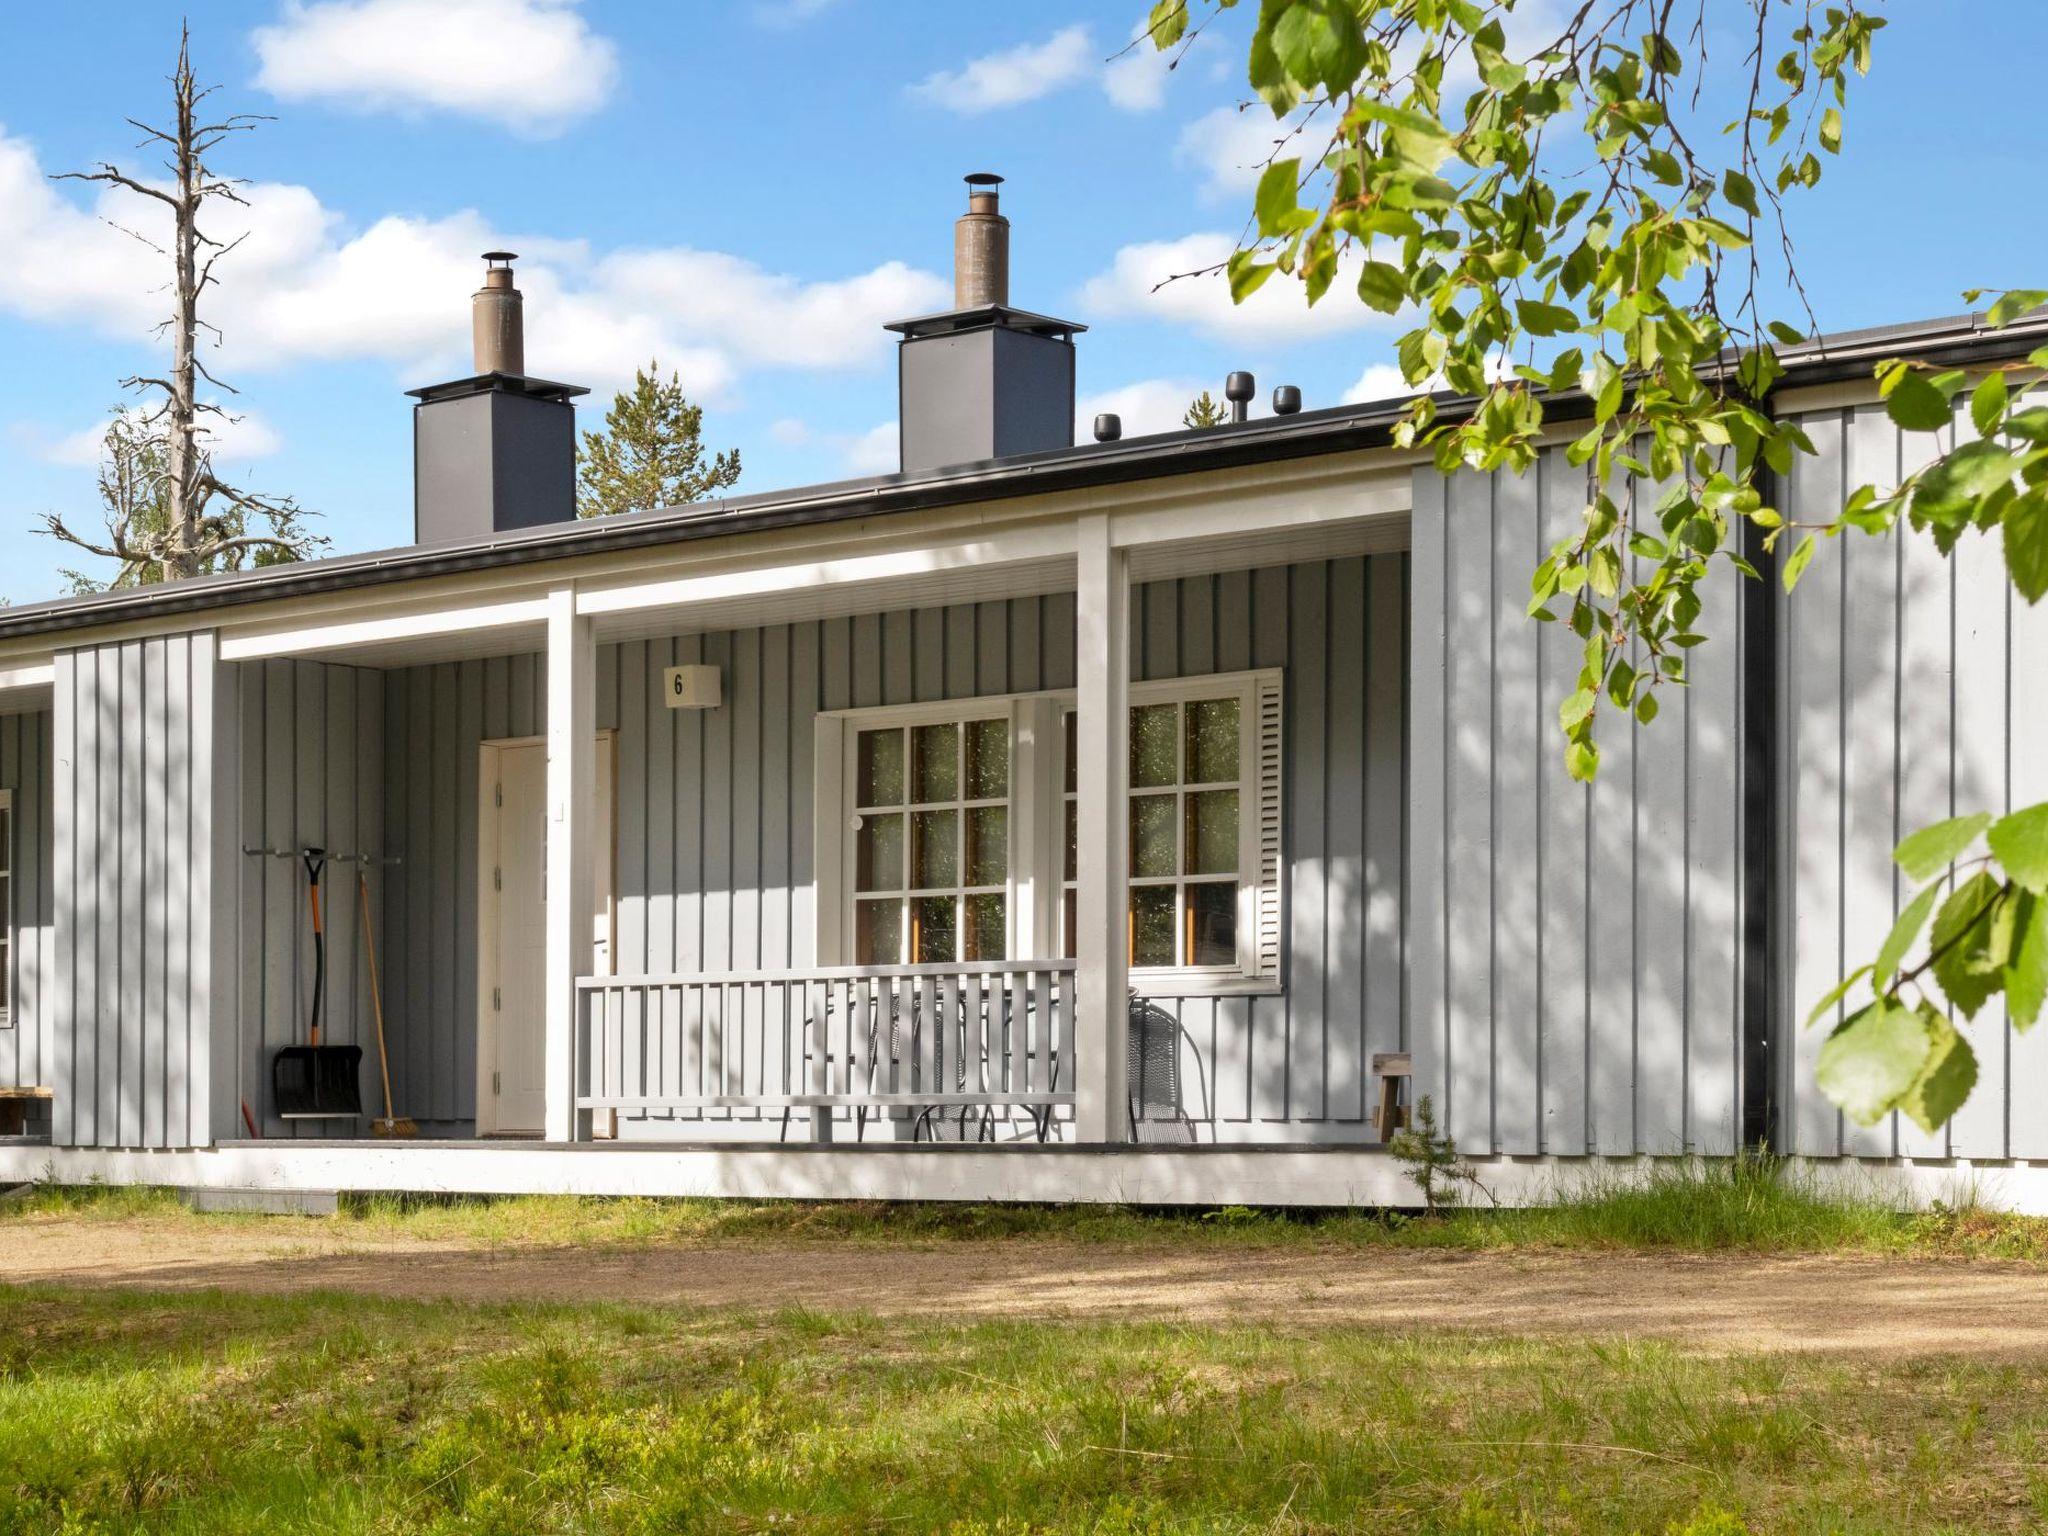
1;1282;2044;1534
8;1157;2048;1261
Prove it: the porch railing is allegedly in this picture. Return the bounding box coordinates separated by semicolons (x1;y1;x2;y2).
574;961;1077;1129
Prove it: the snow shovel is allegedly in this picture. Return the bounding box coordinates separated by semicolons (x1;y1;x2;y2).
272;848;363;1120
358;869;414;1137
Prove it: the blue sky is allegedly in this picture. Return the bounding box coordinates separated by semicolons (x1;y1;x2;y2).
0;0;2043;603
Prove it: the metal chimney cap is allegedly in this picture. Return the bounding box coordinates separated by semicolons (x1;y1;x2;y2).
1223;370;1256;403
1272;384;1302;415
1093;413;1123;442
481;250;519;265
964;172;1004;188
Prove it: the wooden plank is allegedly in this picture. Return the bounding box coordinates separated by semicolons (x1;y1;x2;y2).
674;632;704;975
1492;465;1542;1154
2008;523;2048;1156
1586;484;1638;1155
761;625;793;970
1179;575;1217;679
1405;468;1448;1127
789;623;819;968
141;638;167;1149
702;632;734;973
403;665;435;1125
114;642;142;1148
1630;488;1688;1158
945;604;977;699
1007;598;1041;695
1839;404;1903;1158
1142;577;1178;681
1323;559;1368;1124
1443;472;1495;1150
1533;455;1589;1154
913;607;945;703
1040;590;1076;692
1363;554;1406;1115
976;601;1008;698
616;640;649;976
1686;474;1742;1155
1950;447;2011;1159
1785;411;1846;1156
430;663;460;1119
1286;562;1329;1122
732;628;763;974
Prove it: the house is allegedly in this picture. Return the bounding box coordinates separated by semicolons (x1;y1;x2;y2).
0;177;2041;1210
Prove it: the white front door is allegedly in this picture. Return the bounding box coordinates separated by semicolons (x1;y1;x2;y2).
482;736;613;1136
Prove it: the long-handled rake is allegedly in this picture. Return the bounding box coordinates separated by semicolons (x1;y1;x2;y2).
358;869;415;1138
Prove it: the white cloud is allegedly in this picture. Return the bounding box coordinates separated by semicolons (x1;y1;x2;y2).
911;22;1194;116
767;417;813;447
37;407;283;468
0;127;947;407
1176;104;1322;199
1101;22;1173;112
842;423;898;475
1078;231;1390;344
910;25;1095;114
1077;377;1208;440
1343;364;1416;405
251;0;618;136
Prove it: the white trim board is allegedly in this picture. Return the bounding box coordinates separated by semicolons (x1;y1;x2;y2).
10;1144;2048;1213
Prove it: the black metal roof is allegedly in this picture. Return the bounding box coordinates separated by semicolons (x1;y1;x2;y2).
0;308;2039;646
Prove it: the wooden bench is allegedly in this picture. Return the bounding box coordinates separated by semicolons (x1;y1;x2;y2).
0;1086;52;1138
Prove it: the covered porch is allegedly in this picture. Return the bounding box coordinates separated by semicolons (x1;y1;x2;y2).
212;451;1410;1152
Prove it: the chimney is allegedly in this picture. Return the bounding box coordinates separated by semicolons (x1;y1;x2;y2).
406;252;588;544
884;174;1085;474
953;173;1009;308
472;250;525;375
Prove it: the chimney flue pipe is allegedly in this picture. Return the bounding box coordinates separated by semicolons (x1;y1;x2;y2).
954;173;1009;309
473;251;525;376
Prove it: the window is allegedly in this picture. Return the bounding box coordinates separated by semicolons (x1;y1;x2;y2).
819;670;1281;989
849;714;1010;964
1061;673;1281;980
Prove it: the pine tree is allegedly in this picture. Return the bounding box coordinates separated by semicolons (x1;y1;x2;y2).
577;362;741;518
1182;390;1228;429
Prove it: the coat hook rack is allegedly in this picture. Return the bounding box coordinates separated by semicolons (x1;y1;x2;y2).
241;847;404;867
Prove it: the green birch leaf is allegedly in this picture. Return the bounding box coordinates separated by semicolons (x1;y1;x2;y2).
1900;1008;1977;1133
2005;492;2048;604
1893;811;1990;881
1874;882;1940;983
1883;371;1952;432
1816;1001;1931;1126
1357;260;1406;314
1806;963;1875;1029
2008;893;2048;1031
1929;871;2008;1020
1987;289;2048;327
1988;803;2048;894
1972;370;2010;438
1781;532;1817;592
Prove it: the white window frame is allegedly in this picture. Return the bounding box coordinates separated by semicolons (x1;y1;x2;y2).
813;669;1282;994
839;701;1019;966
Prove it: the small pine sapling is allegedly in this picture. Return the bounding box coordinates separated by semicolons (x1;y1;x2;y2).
1387;1094;1492;1214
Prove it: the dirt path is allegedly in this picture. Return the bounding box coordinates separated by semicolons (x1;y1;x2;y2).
7;1215;2048;1359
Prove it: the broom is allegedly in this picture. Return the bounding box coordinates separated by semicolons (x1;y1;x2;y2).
359;870;416;1137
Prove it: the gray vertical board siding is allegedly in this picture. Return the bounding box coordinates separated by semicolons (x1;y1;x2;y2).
1409;453;1747;1156
49;637;225;1148
377;562;1408;1144
220;658;386;1138
0;711;54;1096
1775;399;2044;1159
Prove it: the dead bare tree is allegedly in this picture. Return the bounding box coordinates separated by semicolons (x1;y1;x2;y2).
42;23;324;587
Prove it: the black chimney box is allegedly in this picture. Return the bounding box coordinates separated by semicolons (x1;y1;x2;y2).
406;373;590;543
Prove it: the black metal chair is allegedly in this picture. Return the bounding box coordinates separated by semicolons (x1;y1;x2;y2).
1127;996;1200;1143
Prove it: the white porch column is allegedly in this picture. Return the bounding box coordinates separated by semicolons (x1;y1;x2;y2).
543;585;597;1143
1073;514;1130;1143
